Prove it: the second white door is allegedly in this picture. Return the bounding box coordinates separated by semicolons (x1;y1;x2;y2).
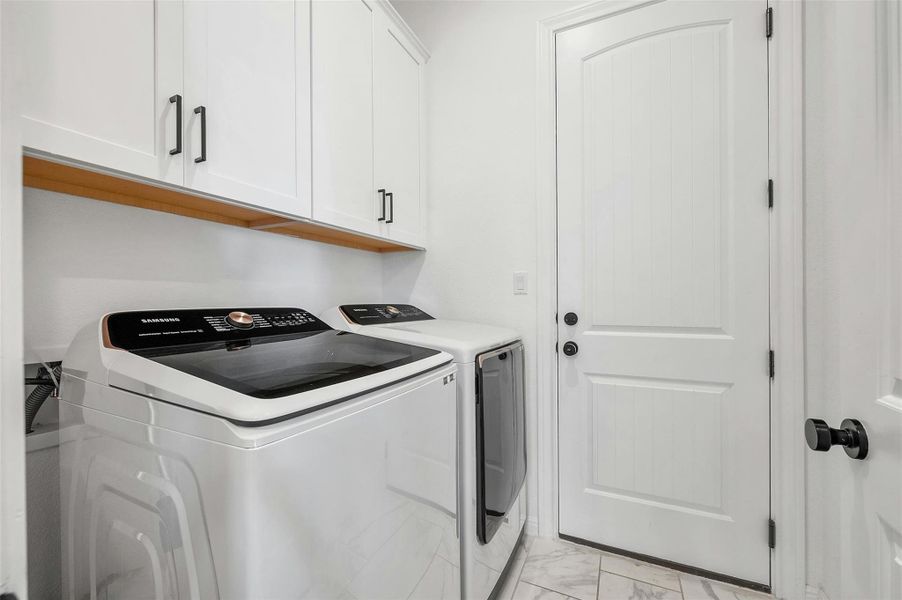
556;0;771;585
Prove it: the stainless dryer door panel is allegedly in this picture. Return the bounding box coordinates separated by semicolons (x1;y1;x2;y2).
475;342;526;544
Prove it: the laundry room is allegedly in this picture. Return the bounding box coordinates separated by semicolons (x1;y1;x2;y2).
2;1;901;600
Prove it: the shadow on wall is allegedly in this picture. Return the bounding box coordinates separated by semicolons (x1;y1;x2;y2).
383;250;430;306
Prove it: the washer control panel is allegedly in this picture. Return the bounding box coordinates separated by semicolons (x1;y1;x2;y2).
106;308;328;351
340;304;434;325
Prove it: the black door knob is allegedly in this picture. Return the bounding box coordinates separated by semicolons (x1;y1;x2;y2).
562;341;578;357
564;312;579;326
805;418;868;460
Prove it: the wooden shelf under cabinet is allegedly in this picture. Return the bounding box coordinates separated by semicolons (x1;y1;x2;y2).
22;156;419;254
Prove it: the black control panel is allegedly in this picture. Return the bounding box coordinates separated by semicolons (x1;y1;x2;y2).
105;308;330;351
340;304;434;325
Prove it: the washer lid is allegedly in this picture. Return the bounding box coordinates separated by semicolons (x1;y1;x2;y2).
74;308;451;425
130;329;442;400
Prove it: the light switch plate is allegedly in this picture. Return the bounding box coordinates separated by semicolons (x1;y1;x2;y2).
513;271;528;295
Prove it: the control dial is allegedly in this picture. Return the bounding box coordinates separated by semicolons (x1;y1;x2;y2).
385;305;402;317
226;311;254;329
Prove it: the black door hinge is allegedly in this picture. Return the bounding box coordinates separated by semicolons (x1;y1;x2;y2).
766;7;774;39
768;518;776;548
555;312;559;323
555;342;559;354
769;350;775;379
768;179;774;209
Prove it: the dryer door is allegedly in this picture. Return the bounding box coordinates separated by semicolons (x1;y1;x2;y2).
475;342;526;544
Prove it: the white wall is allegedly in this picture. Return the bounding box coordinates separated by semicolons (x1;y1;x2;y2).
387;0;580;532
23;188;386;362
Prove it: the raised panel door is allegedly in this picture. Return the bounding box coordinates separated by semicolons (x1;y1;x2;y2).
557;0;770;584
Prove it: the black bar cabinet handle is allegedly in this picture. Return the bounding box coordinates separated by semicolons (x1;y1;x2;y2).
169;94;182;156
386;192;394;224
194;105;206;163
377;189;386;221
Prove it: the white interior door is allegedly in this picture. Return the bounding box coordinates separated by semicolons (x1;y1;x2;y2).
807;144;902;600
374;12;422;246
556;0;771;585
184;0;310;217
312;0;378;235
13;0;182;184
804;1;902;598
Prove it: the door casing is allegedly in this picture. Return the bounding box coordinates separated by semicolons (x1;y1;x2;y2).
533;1;805;598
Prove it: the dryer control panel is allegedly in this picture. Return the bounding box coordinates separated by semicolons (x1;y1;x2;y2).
105;308;329;351
340;304;434;325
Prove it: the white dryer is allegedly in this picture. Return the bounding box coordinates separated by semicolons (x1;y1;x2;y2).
322;304;527;600
59;307;459;599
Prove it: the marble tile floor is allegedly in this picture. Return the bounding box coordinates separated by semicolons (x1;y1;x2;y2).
494;536;773;600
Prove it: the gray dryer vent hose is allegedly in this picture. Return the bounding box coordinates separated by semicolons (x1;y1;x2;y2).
25;363;62;434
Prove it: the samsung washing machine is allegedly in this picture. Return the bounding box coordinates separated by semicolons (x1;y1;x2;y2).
58;307;460;599
322;304;527;600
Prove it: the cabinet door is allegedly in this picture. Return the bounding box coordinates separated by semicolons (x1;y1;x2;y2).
311;0;379;235
374;14;423;246
14;0;183;184
184;0;311;217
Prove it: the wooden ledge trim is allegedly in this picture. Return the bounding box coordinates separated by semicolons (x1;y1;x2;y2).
22;156;419;253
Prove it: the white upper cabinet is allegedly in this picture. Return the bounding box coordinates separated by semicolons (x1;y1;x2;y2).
312;1;427;243
14;0;183;184
374;10;424;246
311;0;378;235
15;0;426;246
184;0;311;218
